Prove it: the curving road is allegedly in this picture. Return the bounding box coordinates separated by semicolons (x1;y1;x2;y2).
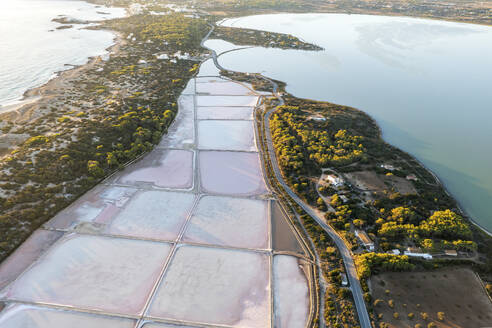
261;77;372;328
203;25;371;328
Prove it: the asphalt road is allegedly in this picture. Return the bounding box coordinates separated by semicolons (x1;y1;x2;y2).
202;26;371;328
262;78;372;328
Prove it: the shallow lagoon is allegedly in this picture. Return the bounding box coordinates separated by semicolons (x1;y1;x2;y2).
211;14;492;232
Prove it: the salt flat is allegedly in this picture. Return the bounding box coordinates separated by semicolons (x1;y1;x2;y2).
45;185;138;230
0;75;312;328
183;195;269;249
197;95;258;107
197;106;253;120
106;190;196;241
196;80;255;95
114;149;194;189
158;94;195;149
199;151;268;196
0;305;136;328
2;234;171;315
147;245;270;327
273;255;310;328
198;120;256;151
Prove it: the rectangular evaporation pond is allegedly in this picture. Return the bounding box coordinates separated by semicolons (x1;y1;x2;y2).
196;59;220;77
158;95;195;149
198;120;256;152
196;95;258;107
195;77;229;84
181;78;195;95
114;149;194;189
142;323;197;328
0;304;136;328
273;255;310;328
147;245;270;327
196;81;255;96
0;230;63;290
106;190;196;241
199;151;268;196
46;185;138;230
183;195;269;249
271;202;306;256
3;234;172;316
197;106;254;120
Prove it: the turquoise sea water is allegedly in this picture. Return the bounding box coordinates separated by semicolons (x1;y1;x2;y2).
206;14;492;232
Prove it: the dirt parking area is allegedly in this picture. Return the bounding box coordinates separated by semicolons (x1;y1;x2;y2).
371;267;492;328
383;174;417;195
345;171;387;192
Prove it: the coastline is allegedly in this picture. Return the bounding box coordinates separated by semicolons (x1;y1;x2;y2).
215;56;492;239
0;30;123;118
213;13;492;238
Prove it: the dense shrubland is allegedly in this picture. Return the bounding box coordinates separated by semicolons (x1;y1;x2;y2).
211;26;322;50
0;13;209;261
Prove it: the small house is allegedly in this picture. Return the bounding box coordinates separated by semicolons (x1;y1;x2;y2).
341;273;348;287
444;250;458;257
355;229;375;251
326;174;344;188
404;247;432;260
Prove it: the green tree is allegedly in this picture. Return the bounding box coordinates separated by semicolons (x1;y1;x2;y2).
87;160;104;178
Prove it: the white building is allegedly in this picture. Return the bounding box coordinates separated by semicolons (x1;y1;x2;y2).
404;247;432;260
340;273;348;286
380;164;396;171
326;174;344;188
391;249;401;255
355;229;374;251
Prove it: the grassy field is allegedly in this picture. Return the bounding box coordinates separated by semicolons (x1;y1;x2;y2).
371;267;492;328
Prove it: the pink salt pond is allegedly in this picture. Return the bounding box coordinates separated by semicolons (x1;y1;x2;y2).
196;95;259;107
45;185;137;230
0;230;63;290
183;195;269;249
198;120;256;152
147;245;270;327
199;151;268;196
3;234;171;316
158;95;195;149
197;106;253;120
0;305;136;328
115;149;193;189
196;81;255;95
106;190;196;241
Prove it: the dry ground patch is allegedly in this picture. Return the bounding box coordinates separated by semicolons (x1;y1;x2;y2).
371;267;492;328
345;170;416;195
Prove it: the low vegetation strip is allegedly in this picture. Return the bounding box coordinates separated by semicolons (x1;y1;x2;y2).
211;26;323;50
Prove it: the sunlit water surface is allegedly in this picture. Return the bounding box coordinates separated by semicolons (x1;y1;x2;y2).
0;0;125;107
206;14;492;232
